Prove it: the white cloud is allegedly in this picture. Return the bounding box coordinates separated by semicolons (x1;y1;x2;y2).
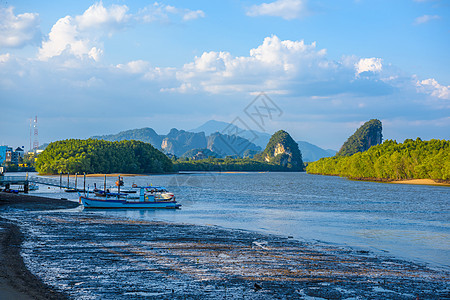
75;2;130;31
117;60;151;74
38;2;205;62
0;53;11;63
138;3;205;23
414;14;440;25
246;0;308;20
417;78;450;100
355;58;383;76
170;35;361;95
0;7;40;48
38;2;130;61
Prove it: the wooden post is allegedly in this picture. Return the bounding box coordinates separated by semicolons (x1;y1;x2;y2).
60;172;62;189
83;173;86;193
118;175;121;195
24;183;29;194
75;173;78;191
104;174;106;192
67;173;69;189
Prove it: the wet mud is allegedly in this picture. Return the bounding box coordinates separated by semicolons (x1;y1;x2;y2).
5;210;449;299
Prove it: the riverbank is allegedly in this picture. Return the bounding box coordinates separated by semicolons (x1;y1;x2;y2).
1;192;449;298
0;192;78;299
392;178;450;186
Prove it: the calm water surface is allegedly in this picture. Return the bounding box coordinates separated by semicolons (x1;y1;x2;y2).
28;172;450;270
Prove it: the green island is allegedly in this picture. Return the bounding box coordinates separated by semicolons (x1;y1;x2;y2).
307;138;450;181
35;139;173;174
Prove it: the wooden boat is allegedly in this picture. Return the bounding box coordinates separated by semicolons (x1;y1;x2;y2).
79;186;180;209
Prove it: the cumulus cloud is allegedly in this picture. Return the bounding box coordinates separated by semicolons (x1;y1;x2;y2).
0;7;41;48
38;2;205;62
138;3;205;23
173;35;333;94
246;0;308;20
414;14;440;25
417;78;450;100
38;2;129;61
75;2;130;31
117;60;151;74
165;35;395;97
355;57;383;76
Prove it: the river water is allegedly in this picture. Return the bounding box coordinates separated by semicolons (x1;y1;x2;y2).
27;171;450;271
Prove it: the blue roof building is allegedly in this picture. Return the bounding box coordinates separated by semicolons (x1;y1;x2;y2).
0;146;12;165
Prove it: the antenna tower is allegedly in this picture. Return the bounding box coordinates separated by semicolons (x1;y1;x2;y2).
33;116;39;151
29;118;32;151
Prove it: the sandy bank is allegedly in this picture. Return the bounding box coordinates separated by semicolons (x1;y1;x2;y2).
393;178;450;186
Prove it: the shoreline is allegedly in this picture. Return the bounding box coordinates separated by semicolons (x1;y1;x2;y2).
0;192;79;299
309;173;450;187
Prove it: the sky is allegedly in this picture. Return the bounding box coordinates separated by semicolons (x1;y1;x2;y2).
0;0;449;150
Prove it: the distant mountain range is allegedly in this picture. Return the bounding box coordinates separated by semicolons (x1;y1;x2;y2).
91;120;336;161
189;120;336;161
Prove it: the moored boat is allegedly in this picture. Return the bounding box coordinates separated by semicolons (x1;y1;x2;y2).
79;186;180;209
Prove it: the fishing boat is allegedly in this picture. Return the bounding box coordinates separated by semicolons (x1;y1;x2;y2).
29;182;39;191
79;186;180;209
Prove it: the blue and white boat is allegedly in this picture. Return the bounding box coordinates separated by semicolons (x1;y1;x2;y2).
79;186;181;209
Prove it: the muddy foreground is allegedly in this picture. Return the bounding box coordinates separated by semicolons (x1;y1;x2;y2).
1;192;449;299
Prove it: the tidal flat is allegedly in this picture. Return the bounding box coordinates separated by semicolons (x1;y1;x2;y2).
1;193;449;299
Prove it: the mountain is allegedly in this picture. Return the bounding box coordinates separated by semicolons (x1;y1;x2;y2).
207;132;261;157
297;141;336;162
189;120;271;149
261;130;304;171
337;119;383;156
191;120;337;161
161;129;207;157
91;128;163;148
92;127;261;158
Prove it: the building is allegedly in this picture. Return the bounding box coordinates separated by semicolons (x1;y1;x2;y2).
12;147;25;164
0;146;13;165
0;146;26;165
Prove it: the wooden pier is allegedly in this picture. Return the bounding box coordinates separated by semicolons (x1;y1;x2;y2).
0;173;88;193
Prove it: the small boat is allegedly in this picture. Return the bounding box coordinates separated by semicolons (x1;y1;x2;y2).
29;183;39;191
79;186;180;209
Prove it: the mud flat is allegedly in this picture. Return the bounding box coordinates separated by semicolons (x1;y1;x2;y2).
1;192;449;299
0;192;78;300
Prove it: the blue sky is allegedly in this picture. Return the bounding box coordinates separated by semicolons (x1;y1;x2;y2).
0;0;449;150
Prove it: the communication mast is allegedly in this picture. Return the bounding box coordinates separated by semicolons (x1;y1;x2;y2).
33;116;39;151
29;118;32;151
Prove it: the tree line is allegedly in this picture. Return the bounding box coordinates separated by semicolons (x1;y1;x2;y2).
35;139;173;174
173;157;300;172
306;138;450;181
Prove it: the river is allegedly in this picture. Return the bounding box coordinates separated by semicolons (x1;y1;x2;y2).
27;171;450;271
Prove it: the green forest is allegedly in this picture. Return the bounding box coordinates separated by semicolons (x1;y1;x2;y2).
35;139;173;174
173;157;299;172
306;138;450;181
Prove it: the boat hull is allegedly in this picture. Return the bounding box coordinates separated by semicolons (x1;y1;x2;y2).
80;196;181;209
